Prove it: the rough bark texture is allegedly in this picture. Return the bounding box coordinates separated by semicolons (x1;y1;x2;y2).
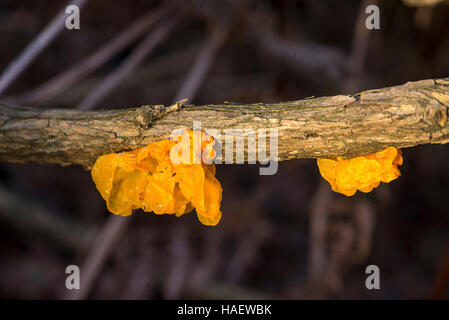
1;78;449;169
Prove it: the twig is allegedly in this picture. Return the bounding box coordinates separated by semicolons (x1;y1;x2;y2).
20;44;201;108
325;221;355;293
0;184;94;253
174;23;228;102
307;181;333;283
342;0;377;93
163;226;190;299
225;221;271;284
352;199;375;262
188;229;223;295
0;0;88;96
68;215;131;299
78;17;178;110
119;232;155;299
5;6;173;106
250;12;348;83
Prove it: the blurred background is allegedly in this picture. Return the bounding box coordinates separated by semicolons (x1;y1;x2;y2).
1;0;449;299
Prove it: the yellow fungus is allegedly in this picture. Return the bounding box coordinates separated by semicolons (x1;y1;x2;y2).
91;130;223;226
317;147;403;196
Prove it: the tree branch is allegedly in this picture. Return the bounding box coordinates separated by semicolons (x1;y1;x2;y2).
1;78;449;169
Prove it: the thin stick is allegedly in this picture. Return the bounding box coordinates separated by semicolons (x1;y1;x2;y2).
0;185;94;253
163;226;190;299
307;181;333;283
348;0;375;76
69;215;130;300
174;25;228;102
8;6;172;106
78;17;178;110
342;0;377;92
0;0;88;96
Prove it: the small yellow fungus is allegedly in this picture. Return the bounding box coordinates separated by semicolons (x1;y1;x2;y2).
91;130;222;226
317;147;403;196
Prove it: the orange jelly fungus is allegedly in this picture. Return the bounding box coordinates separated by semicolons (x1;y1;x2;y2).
91;130;222;226
317;147;403;196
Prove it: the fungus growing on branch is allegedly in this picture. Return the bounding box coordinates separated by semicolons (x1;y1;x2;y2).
91;130;223;226
317;147;403;196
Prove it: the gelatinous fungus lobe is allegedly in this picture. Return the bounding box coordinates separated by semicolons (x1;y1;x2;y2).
317;147;403;196
91;130;222;226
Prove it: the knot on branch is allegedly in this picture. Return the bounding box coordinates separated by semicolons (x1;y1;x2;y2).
135;99;187;129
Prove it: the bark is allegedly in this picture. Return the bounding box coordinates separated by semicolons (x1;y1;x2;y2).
1;78;449;169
